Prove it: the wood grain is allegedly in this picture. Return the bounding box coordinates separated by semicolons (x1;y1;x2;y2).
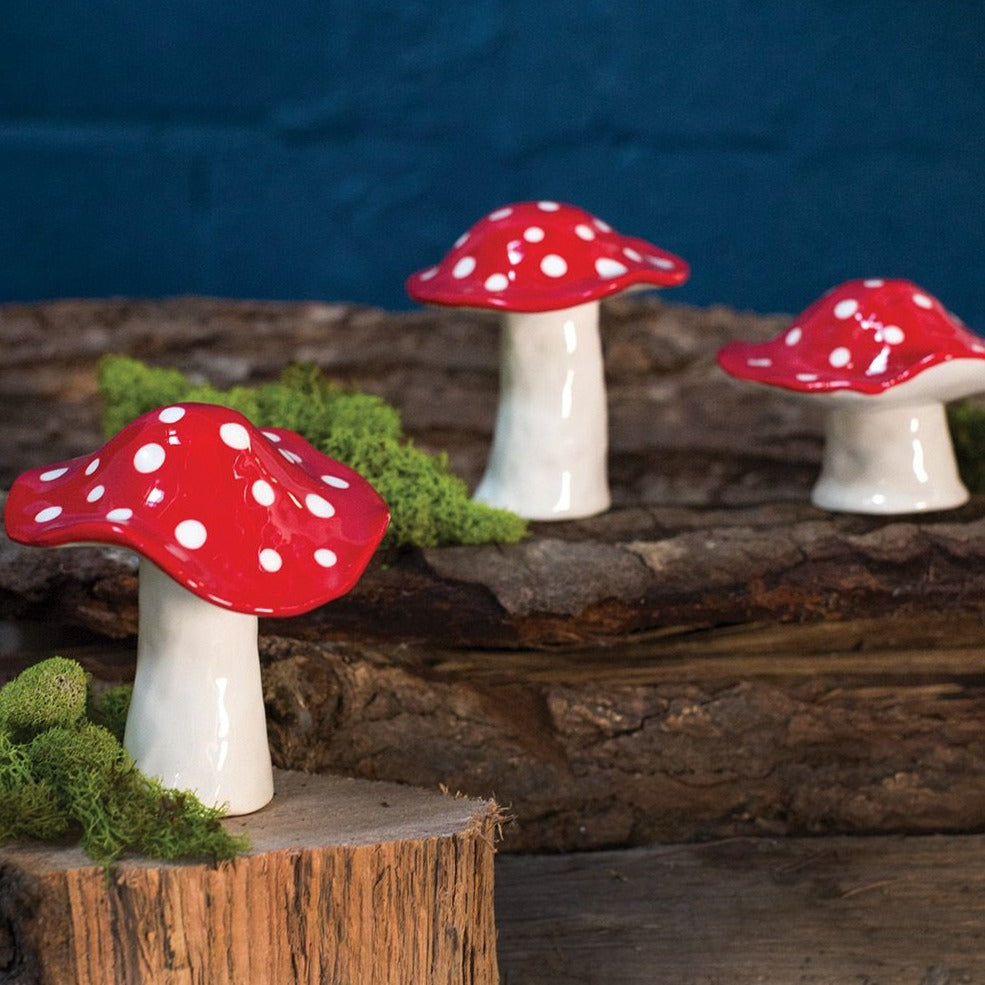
0;770;499;985
495;834;985;984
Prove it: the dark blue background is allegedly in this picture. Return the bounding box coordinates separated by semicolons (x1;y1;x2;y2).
2;1;983;324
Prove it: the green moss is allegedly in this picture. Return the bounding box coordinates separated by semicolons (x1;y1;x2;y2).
0;660;247;864
98;354;527;548
948;401;985;493
0;657;88;739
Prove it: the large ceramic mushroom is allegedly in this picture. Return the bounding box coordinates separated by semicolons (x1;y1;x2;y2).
3;403;389;814
717;278;985;514
406;200;689;520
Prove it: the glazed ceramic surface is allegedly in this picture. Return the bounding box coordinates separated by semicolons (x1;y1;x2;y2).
3;403;389;614
5;403;390;814
406;200;688;312
473;301;610;519
718;278;985;395
717;279;985;514
126;559;273;814
812;396;964;513
407;200;690;520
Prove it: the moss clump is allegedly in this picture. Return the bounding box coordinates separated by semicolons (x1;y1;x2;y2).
948;400;985;493
98;355;527;548
0;658;247;864
0;656;88;739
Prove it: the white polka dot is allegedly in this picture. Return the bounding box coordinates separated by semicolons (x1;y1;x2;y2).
305;493;335;518
540;254;568;278
252;479;275;506
133;443;166;474
314;548;338;568
488;207;513;221
158;406;186;424
418;266;439;282
507;244;523;264
259;548;282;573
262;431;281;443
648;256;676;270
40;467;68;482
107;508;133;522
322;474;350;489
34;506;62;523
523;226;545;243
863;279;885;288
833;299;859;320
575;224;595;241
85;458;100;476
219;422;251;450
452;256;477;279
594;218;612;233
797;373;819;383
829;347;852;368
484;273;509;292
623;247;642;262
882;325;905;345
595;258;628;278
146;488;165;505
453;231;469;248
785;327;803;346
175;519;207;550
913;293;933;309
279;449;303;465
87;485;105;503
537;201;560;212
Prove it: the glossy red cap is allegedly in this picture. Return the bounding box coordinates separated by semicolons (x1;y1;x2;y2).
406;200;689;313
717;278;985;394
3;403;390;616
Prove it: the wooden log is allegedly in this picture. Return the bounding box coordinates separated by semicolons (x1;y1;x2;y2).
6;497;985;649
0;769;500;985
495;833;985;984
8;620;985;855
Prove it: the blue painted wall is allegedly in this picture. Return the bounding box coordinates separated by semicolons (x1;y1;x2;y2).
2;1;983;324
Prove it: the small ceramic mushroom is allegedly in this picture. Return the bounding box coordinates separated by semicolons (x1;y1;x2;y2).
717;278;985;514
406;200;689;520
3;403;389;814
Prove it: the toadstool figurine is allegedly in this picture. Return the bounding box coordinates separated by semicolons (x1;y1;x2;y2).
3;403;389;814
406;201;689;520
717;278;985;514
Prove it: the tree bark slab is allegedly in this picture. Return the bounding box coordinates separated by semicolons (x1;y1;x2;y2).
0;769;499;985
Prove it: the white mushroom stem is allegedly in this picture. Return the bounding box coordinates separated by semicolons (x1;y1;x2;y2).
474;299;610;520
812;399;966;513
123;559;274;816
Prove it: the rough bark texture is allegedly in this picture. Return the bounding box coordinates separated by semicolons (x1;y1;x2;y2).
0;770;500;985
4;297;985;853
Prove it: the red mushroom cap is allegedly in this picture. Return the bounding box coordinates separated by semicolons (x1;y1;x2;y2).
717;278;985;395
406;200;689;313
3;403;390;616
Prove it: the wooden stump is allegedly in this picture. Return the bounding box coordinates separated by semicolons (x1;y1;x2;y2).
0;770;500;985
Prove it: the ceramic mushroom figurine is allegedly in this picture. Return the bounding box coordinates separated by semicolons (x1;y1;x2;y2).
717;278;985;514
3;403;389;814
406;200;689;520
